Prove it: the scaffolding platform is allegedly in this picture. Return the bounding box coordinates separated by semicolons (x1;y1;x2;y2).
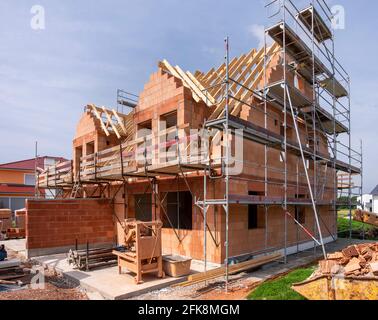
296;6;332;43
37;160;73;188
266;22;347;98
38;125;211;190
263;80;311;109
319;78;348;99
259;81;348;134
302;105;349;134
267;22;329;76
197;194;333;207
206;115;360;175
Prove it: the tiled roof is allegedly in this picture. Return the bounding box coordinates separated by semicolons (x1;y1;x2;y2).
0;156;67;170
0;184;35;194
371;185;378;195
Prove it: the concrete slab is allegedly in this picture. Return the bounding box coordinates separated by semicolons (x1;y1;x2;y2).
86;291;106;300
33;253;188;300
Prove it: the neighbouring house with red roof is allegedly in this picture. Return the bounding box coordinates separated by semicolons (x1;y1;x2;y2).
0;156;66;211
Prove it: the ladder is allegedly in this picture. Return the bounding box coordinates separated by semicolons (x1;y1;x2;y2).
70;180;81;198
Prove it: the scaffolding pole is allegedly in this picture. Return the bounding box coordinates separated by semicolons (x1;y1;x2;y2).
223;36;231;293
283;0;288;263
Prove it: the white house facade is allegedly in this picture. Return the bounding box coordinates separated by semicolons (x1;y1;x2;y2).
358;194;373;212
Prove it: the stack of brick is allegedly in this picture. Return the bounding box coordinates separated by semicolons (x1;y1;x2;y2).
15;208;26;229
6;228;26;239
0;209;12;233
354;209;378;227
316;243;378;277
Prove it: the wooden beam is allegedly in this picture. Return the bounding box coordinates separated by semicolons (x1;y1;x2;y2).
207;56;241;97
200;59;227;88
101;106;121;139
174;65;215;106
230;44;280;117
88;104;110;137
173;252;282;287
209;43;278;120
194;70;204;79
159;60;201;103
211;49;257;100
186;71;216;105
199;67;215;84
112;109;128;136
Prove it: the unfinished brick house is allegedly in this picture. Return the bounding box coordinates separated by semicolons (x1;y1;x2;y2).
32;3;362;268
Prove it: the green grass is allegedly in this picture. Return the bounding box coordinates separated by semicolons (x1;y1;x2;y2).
337;216;378;240
338;210;353;218
337;217;375;233
247;267;315;300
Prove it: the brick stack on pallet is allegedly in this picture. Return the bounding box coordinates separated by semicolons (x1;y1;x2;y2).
315;243;378;277
6;228;26;239
0;209;12;234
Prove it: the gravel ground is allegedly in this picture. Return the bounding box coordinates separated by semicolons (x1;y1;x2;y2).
0;282;88;300
130;272;260;300
0;250;88;301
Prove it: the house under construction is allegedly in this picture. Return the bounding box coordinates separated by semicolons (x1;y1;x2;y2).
30;0;362;285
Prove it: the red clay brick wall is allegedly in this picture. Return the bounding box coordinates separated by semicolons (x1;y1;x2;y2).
26;199;115;257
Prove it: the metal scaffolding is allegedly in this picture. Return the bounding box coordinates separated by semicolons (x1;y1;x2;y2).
196;0;363;291
36;0;363;294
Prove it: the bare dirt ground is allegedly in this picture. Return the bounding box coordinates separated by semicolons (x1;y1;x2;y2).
0;249;88;301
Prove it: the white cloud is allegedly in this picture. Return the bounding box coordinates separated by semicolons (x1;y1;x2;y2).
247;24;273;49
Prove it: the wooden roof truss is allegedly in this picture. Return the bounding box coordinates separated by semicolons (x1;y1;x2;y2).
86;104;134;140
159;43;280;121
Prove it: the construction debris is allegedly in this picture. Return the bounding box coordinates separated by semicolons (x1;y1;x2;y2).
0;266;88;300
292;243;378;300
354;210;378;227
313;243;378;277
0;258;32;287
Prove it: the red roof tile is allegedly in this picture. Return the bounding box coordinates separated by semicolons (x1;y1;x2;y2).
0;156;67;170
0;184;35;194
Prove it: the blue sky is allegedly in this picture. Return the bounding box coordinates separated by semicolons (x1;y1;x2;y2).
0;0;377;192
